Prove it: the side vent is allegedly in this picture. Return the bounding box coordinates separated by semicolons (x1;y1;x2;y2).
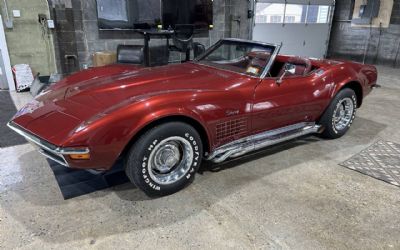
216;118;247;141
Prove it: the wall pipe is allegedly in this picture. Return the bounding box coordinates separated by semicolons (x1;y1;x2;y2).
362;0;378;64
393;39;400;67
3;0;9;20
373;22;382;64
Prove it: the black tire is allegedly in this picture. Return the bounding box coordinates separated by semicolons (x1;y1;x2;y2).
319;88;357;139
125;122;203;197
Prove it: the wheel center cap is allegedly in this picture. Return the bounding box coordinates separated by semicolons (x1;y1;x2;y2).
164;155;179;167
154;144;181;173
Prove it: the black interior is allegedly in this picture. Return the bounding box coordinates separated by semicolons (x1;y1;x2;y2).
268;60;286;77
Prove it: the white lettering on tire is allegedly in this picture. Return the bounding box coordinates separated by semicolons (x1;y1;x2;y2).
183;131;199;180
141;131;200;192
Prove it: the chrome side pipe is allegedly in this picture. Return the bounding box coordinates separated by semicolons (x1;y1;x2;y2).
207;122;323;163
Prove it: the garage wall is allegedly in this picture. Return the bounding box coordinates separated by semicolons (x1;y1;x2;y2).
0;0;57;75
228;0;253;39
327;0;400;66
49;0;251;73
75;0;210;68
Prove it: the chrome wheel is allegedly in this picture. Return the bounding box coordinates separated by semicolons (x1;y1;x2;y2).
333;97;354;131
148;136;193;185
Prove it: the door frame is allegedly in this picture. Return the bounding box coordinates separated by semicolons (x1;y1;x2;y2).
0;14;15;90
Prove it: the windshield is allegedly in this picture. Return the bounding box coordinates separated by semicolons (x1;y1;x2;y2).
195;40;276;77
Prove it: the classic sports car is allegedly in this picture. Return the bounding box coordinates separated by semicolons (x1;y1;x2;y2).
8;38;377;196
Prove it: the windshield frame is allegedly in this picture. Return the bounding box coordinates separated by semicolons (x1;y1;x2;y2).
193;38;281;78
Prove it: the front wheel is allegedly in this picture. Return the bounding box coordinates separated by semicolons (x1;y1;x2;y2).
125;122;203;197
319;88;357;139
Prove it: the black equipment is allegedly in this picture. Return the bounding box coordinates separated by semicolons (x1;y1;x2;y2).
97;0;161;30
117;45;144;64
117;43;170;66
193;42;206;58
169;25;194;61
96;0;213;31
162;0;213;30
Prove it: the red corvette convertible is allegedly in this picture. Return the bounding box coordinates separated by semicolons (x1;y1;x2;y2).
8;39;377;196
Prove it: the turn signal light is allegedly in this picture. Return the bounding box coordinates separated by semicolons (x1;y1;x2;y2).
69;153;90;160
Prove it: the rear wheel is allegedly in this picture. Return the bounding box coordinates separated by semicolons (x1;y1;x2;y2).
125;122;203;197
319;88;357;139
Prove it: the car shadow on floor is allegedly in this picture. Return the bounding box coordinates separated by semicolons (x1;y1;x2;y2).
115;116;387;202
199;137;322;174
1;116;387;245
113;136;321;203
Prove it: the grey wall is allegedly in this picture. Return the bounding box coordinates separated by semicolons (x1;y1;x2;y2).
44;0;400;74
50;0;252;74
0;0;57;75
228;0;253;40
327;0;400;67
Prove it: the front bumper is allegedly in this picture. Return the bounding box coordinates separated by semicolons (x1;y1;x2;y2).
7;121;89;167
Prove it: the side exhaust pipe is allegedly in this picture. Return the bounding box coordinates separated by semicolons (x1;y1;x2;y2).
207;122;323;163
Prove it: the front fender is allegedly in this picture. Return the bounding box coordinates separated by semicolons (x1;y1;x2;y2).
62;91;212;170
126;94;212;152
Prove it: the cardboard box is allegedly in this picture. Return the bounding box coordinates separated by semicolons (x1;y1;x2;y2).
93;51;117;67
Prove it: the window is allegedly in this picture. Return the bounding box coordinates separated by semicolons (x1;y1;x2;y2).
254;3;331;24
255;15;268;23
197;40;275;77
285;16;295;23
307;5;331;23
255;3;284;24
285;4;307;23
270;15;282;23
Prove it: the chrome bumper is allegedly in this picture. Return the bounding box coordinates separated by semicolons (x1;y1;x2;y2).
7;121;89;167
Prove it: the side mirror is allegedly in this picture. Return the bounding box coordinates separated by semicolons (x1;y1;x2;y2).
276;64;296;84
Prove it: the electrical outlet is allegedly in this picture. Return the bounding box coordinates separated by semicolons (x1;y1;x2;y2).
47;20;55;29
12;10;21;18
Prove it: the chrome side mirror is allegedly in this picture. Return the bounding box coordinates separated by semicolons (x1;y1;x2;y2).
276;64;296;84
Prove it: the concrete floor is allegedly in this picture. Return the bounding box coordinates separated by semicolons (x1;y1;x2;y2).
1;66;400;249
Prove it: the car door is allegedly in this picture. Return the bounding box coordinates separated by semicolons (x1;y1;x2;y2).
252;72;331;134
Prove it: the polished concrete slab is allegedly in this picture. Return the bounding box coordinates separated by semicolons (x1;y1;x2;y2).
1;66;400;249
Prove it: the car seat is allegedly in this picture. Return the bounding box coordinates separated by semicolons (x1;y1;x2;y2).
277;57;312;78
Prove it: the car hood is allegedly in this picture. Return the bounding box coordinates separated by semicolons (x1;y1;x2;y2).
11;63;242;145
48;62;238;109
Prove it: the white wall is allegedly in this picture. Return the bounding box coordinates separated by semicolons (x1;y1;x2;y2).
0;15;15;91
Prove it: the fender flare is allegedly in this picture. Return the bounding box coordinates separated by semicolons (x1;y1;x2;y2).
330;79;363;108
124;107;212;155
